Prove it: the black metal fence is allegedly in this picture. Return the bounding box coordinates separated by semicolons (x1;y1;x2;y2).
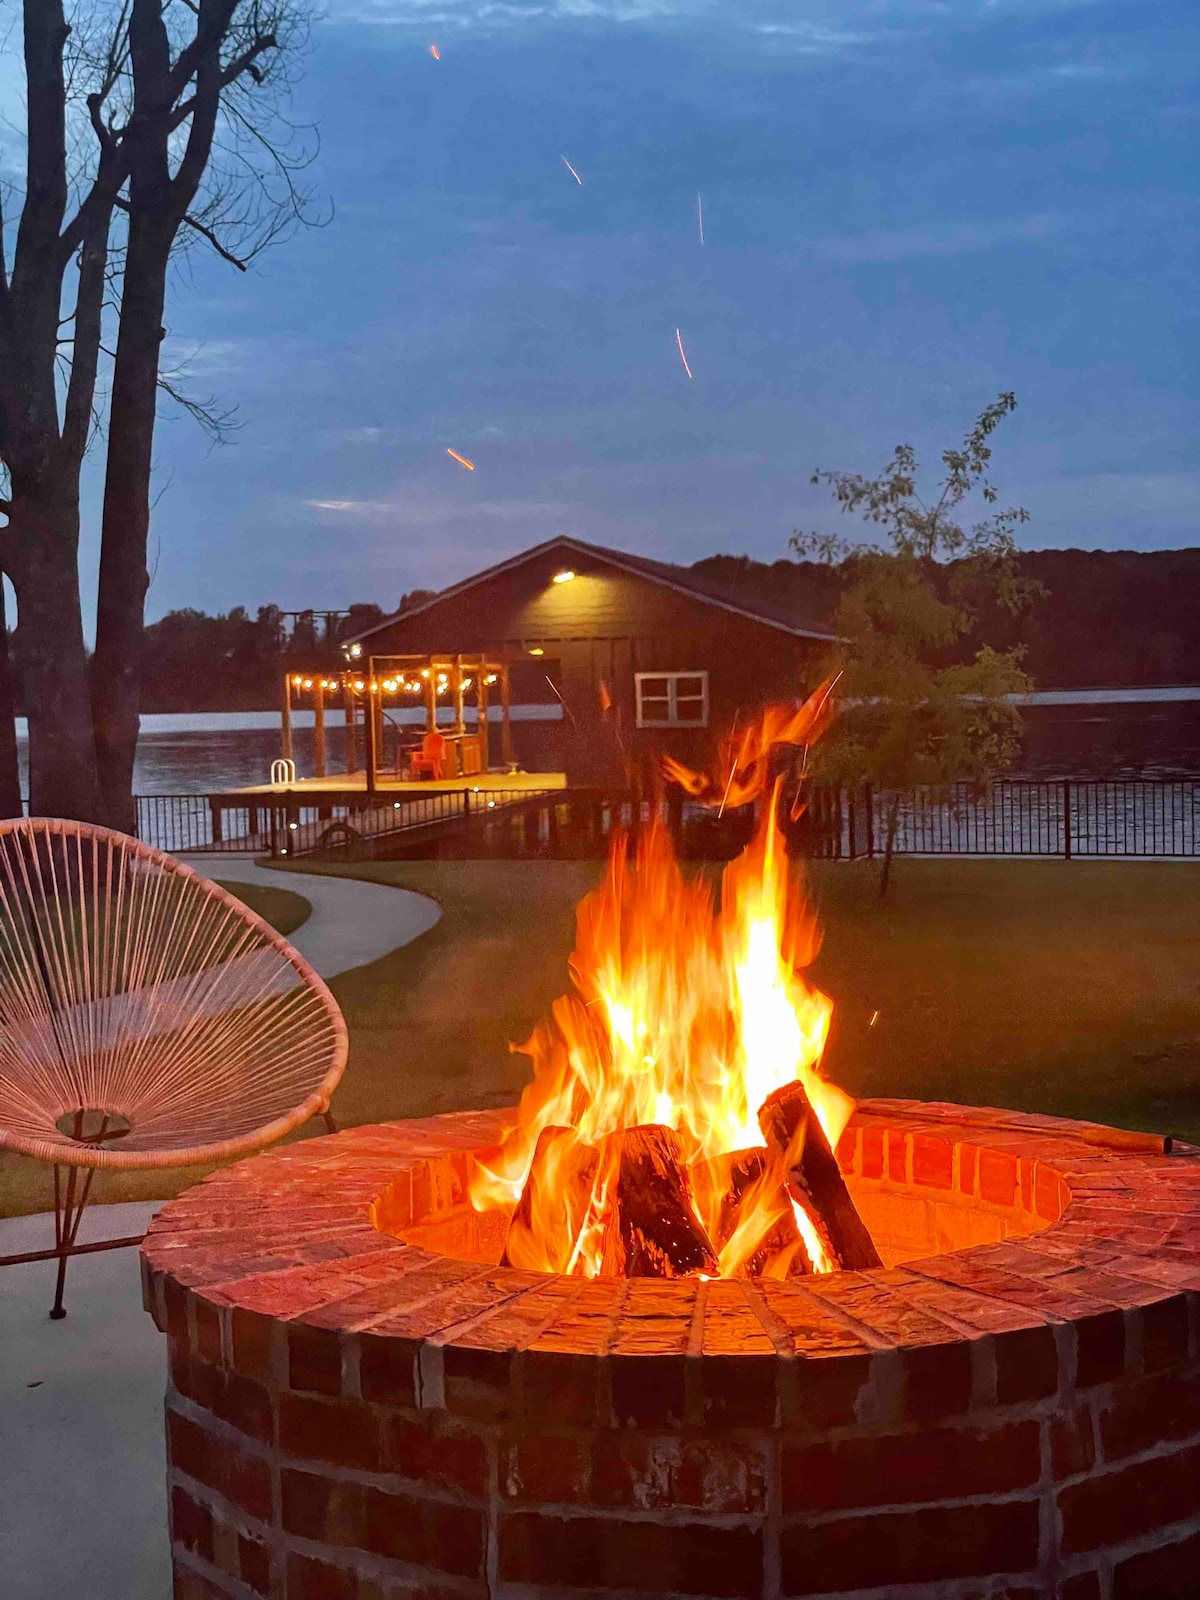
133;778;1200;861
830;779;1200;859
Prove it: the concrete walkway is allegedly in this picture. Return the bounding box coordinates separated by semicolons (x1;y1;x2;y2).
0;863;442;1599
181;855;442;979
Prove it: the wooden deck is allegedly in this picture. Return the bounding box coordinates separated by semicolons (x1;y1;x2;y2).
229;770;566;798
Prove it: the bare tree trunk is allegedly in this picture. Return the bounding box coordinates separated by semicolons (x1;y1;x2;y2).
878;793;902;900
8;486;103;821
0;574;22;817
91;215;171;832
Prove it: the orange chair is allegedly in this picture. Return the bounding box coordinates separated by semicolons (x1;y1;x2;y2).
409;730;447;781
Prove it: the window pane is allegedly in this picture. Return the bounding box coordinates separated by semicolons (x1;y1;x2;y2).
639;676;669;696
640;697;671;721
674;697;706;724
675;675;705;697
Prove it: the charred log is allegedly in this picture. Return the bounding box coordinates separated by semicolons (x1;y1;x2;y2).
600;1125;719;1278
501;1124;599;1273
758;1082;882;1271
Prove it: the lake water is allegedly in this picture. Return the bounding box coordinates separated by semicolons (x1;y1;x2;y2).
14;691;1200;794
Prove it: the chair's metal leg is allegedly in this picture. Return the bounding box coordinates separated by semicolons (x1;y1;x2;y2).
322;1110;338;1135
49;1161;97;1320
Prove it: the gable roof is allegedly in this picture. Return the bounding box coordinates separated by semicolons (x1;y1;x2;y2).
345;534;840;647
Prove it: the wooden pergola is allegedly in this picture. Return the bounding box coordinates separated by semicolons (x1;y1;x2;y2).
280;652;515;792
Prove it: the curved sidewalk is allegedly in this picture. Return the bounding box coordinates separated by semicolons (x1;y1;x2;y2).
180;855;442;978
0;862;442;1600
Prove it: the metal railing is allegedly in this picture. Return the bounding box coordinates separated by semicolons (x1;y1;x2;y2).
133;778;1200;861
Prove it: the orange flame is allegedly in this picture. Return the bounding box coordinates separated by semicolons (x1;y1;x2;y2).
446;447;475;470
470;686;853;1279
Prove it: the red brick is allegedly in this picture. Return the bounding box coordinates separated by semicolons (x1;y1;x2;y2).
279;1393;382;1471
861;1125;884;1180
171;1350;273;1444
887;1131;907;1183
1098;1369;1200;1460
502;1431;585;1503
1020;1158;1035;1212
979;1149;1018;1209
902;1340;973;1420
522;1350;600;1427
1139;1294;1190;1372
281;1469;366;1545
498;1511;762;1598
230;1308;278;1382
1059;1575;1103;1600
171;1486;214;1563
288;1324;343;1396
788;1353;873;1429
782;1420;1040;1512
995;1325;1060;1404
912;1135;953;1190
385;1409;489;1496
1035;1163;1064;1221
441;1344;512;1423
1112;1528;1200;1598
358;1331;418;1406
194;1300;223;1365
1049;1408;1095;1478
362;1484;485;1579
590;1431;768;1515
780;1499;1041;1593
610;1354;687;1428
285;1551;357;1599
168;1409;272;1522
1059;1439;1200;1555
1075;1309;1126;1387
698;1353;778;1428
237;1530;270;1595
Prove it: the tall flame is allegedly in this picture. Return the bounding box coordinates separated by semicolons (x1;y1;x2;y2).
470;682;853;1277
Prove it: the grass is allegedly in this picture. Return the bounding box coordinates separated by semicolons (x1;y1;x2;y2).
2;854;1198;1220
212;878;311;939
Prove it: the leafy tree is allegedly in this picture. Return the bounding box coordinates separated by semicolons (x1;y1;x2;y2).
0;1;313;825
792;393;1043;896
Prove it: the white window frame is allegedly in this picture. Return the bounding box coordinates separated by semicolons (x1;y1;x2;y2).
634;670;710;729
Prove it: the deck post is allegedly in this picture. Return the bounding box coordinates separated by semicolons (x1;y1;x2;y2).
343;678;357;774
500;664;513;770
365;668;378;797
425;664;437;736
477;668;490;770
1063;779;1072;860
281;673;293;763
453;655;465;735
314;680;326;778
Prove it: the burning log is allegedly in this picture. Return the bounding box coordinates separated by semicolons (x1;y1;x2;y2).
600;1125;720;1278
501;1124;599;1273
759;1082;882;1271
698;1148;812;1277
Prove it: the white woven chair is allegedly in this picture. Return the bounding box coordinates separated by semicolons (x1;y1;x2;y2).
0;818;347;1316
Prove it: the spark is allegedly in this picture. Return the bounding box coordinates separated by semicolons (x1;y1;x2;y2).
429;44;440;60
446;448;475;471
717;711;741;818
869;1010;880;1028
675;327;693;379
545;674;578;728
697;191;704;244
561;156;583;186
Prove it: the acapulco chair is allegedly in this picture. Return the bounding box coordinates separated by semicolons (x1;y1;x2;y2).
0;818;347;1317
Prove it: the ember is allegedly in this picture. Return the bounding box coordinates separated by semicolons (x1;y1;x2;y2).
469;683;876;1279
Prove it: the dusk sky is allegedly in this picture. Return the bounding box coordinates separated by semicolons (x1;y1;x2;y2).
80;0;1200;619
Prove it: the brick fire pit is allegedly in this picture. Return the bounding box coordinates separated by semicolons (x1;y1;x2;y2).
142;1101;1200;1600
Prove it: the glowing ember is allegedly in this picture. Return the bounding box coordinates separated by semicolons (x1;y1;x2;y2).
697;191;705;244
561;155;583;186
445;447;475;470
429;44;440;60
470;683;862;1280
675;327;693;378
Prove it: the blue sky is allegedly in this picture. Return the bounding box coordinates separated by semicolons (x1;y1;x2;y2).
97;0;1200;616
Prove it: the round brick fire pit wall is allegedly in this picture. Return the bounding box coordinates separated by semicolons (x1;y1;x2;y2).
141;1101;1200;1600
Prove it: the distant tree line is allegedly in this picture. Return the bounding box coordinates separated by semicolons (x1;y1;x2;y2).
695;546;1200;690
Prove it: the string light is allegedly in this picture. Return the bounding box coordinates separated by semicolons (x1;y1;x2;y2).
347;643;362;659
484;673;497;685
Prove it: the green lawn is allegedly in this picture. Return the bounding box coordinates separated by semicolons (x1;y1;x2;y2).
2;855;1198;1220
212;878;311;939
